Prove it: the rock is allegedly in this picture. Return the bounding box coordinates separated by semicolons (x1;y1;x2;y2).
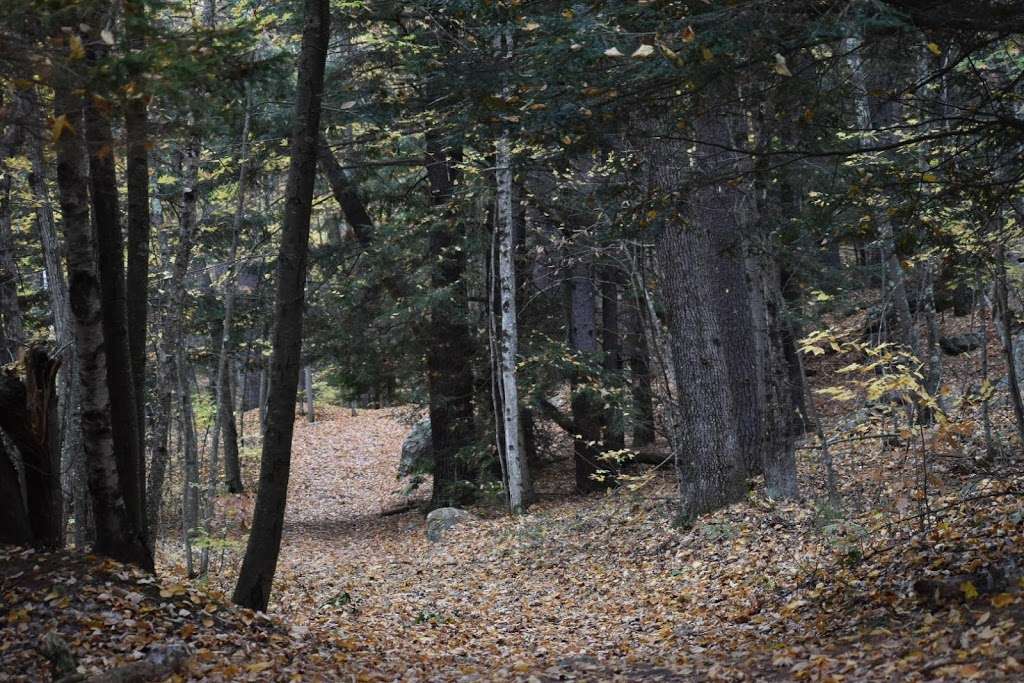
398;417;433;478
426;507;473;542
940;333;982;356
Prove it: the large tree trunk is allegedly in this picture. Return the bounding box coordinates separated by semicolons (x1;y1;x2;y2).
646;105;751;522
424;137;477;510
21;87;88;547
84;33;147;550
53;63;151;568
124;0;151;520
232;0;329;612
567;257;608;493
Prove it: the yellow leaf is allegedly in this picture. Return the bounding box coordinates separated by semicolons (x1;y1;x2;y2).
51;114;75;143
69;34;85;60
632;44;655;58
991;593;1015;608
522;21;540;32
922;172;938;182
961;581;979;600
701;46;713;62
927;42;942;56
246;661;273;673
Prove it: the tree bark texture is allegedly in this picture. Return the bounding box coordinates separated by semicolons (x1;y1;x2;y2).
84;34;147;548
424;137;477;510
232;0;330;612
53;64;151;568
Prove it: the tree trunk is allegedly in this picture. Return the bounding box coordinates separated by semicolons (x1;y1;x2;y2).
495;125;526;513
146;196;176;539
177;350;200;577
214;86;251;495
124;0;151;519
995;244;1024;444
53;64;151;569
84;35;146;549
304;366;315;423
424;136;477;510
21;87;88;547
623;291;655;447
0;165;24;364
567;257;607;493
601;266;625;452
644;104;751;522
232;0;329;612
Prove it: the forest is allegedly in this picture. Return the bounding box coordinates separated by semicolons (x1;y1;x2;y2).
2;0;1024;680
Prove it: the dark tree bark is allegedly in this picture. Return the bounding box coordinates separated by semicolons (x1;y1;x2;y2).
214;87;252;496
0;436;31;545
566;257;608;493
53;63;151;568
124;0;151;523
84;35;147;550
146;199;177;537
643;105;751;522
623;292;655;447
317;137;375;244
600;267;625;452
20;86;90;547
424;137;477;509
0;157;24;364
232;0;330;612
0;348;64;547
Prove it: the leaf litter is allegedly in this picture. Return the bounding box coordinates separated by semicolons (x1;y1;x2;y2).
3;387;1024;681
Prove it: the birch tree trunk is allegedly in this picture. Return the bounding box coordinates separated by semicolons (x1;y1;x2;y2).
495;128;526;513
233;0;330;611
175;143;202;577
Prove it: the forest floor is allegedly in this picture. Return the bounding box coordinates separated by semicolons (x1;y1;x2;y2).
6;316;1024;680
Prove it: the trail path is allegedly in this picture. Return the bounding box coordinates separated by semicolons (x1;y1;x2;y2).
215;406;1024;682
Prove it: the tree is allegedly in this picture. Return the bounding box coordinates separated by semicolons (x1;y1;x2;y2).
52;46;151;568
233;0;330;612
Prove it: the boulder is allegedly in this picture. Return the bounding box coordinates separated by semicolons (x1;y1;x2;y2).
939;333;982;356
398;417;433;478
426;507;473;542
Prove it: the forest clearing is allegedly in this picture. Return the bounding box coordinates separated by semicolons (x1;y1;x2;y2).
3;0;1024;680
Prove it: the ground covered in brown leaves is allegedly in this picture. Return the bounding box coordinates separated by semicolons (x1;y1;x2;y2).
5;390;1024;680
